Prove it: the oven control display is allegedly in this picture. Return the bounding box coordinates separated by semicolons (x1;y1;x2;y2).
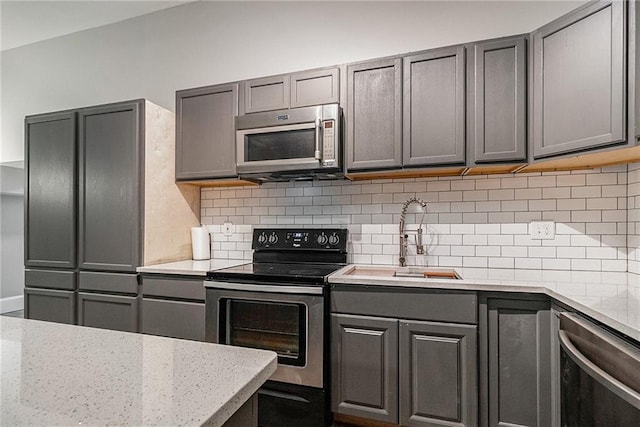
253;228;348;251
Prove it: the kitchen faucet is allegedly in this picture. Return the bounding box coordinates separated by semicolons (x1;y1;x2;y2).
399;197;428;267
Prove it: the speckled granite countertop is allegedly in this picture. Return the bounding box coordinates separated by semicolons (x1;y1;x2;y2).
0;317;276;426
137;259;248;276
329;265;640;343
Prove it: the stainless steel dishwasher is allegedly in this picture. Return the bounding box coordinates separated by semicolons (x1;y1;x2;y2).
558;313;640;425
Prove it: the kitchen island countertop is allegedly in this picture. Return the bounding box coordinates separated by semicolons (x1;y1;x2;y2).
330;265;640;343
0;317;276;426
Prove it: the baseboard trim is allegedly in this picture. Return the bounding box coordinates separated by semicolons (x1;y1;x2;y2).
0;295;24;314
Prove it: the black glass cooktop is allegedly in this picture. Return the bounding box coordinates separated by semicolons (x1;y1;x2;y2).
207;262;346;284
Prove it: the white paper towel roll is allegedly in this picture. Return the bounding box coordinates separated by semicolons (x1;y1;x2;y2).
191;226;211;260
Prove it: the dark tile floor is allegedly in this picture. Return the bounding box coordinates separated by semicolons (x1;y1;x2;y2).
1;310;24;318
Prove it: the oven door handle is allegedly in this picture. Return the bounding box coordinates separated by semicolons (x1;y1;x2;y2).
558;329;640;409
204;280;323;295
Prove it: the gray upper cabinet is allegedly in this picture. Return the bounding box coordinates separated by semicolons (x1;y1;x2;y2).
347;58;403;170
480;296;551;427
403;46;466;166
24;112;76;269
399;320;478;427
78;101;142;272
531;0;625;159
243;75;290;113
331;313;399;424
290;68;340;108
176;84;239;180
468;36;527;164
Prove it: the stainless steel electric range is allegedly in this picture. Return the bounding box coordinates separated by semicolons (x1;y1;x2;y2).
204;227;348;427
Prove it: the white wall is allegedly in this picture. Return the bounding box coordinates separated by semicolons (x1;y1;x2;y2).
1;0;584;163
0;165;24;312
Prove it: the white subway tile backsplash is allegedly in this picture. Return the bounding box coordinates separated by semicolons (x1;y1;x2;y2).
198;165;639;273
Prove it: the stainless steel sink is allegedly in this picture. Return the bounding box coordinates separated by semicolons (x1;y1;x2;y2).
393;267;461;280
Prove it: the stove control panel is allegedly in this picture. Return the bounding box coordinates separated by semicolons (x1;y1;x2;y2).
253;228;348;251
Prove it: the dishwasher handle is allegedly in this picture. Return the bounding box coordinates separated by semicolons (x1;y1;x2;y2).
559;328;640;409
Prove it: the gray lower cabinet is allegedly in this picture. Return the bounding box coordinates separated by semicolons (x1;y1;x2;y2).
399;320;478;427
403;46;466;167
346;58;403;170
480;295;551;427
24;111;76;269
78;102;142;272
77;292;139;333
531;0;625;159
331;314;399;424
467;35;527;164
176;83;239;180
24;288;76;324
331;286;479;427
140;275;206;341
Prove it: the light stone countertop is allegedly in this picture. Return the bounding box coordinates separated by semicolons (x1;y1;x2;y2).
137;259;249;276
0;317;276;426
329;265;640;343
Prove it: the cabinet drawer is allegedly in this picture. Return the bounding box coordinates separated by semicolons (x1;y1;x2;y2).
141;298;205;341
24;288;76;324
331;286;477;324
25;269;76;290
142;276;205;301
78;271;138;294
77;292;138;332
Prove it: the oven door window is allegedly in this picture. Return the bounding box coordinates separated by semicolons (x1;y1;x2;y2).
224;299;306;367
244;128;316;162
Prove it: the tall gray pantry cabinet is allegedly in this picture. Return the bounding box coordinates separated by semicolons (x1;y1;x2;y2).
24;100;199;329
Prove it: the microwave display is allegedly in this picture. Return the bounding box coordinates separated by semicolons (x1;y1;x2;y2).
245;128;315;162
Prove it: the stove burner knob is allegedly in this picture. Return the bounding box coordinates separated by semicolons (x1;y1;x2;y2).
329;234;340;245
268;233;278;244
257;233;267;245
317;234;329;245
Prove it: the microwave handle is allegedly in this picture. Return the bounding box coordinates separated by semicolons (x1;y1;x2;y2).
314;118;321;160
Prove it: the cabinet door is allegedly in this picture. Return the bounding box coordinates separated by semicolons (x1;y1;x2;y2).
480;297;551;427
24;287;75;324
468;36;527;164
399;320;477;427
290;68;340;108
331;314;398;424
243;75;290;113
78;101;142;272
77;292;138;332
141;298;205;341
403;46;465;166
531;0;625;159
24;111;76;268
176;84;238;180
347;58;402;170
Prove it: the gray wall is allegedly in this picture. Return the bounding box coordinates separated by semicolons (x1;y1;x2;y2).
1;166;24;304
0;0;584;163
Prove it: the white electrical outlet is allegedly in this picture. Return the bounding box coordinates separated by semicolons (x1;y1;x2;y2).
529;221;555;240
223;222;234;236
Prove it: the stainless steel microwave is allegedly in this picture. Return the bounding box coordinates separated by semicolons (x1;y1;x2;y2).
235;103;341;179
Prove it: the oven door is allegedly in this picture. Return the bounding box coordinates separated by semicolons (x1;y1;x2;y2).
205;281;325;388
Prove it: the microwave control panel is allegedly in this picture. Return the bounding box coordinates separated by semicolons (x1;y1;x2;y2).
322;120;336;166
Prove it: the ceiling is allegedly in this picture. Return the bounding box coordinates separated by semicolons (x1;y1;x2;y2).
0;0;193;51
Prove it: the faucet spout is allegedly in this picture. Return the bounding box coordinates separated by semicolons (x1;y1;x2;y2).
399;197;428;267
